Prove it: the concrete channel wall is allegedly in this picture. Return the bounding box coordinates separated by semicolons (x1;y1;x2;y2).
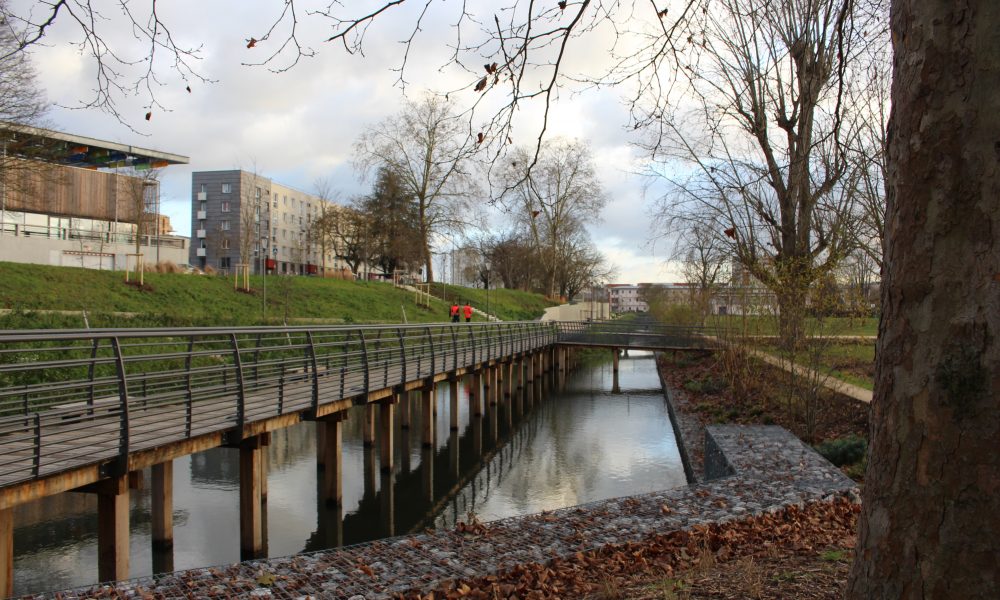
38;358;859;600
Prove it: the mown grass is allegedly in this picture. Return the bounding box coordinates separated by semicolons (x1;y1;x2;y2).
705;314;878;337
0;262;553;329
760;340;876;390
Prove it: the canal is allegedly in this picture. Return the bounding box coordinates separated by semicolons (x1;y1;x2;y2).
11;350;685;595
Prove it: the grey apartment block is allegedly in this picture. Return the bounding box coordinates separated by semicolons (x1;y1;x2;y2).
190;170;343;276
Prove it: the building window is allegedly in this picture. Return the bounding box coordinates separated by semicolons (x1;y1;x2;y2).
222;238;230;250
199;201;207;212
221;220;231;231
256;187;262;199
273;199;277;208
222;183;232;194
221;201;230;212
220;257;231;269
200;183;207;194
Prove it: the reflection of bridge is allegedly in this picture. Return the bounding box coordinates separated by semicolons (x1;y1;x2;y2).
0;320;712;595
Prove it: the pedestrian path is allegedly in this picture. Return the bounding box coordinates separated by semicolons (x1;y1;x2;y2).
702;336;873;404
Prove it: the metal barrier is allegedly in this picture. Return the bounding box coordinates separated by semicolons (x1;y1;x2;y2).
554;320;717;350
0;322;558;488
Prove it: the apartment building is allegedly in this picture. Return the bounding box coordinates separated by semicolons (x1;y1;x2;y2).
190;170;349;275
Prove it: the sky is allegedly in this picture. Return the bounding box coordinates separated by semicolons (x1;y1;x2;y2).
18;0;684;284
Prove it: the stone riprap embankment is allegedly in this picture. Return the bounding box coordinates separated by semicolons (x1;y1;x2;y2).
29;423;858;600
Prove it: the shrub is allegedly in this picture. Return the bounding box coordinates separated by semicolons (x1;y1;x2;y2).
815;435;868;467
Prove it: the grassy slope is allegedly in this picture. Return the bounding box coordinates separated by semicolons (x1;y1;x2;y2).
419;282;557;322
0;262;554;328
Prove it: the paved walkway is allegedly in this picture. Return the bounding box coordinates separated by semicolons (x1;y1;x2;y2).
702;335;873;404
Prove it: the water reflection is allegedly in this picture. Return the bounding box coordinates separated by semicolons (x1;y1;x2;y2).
11;351;684;596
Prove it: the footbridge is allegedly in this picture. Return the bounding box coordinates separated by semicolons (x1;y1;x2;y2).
0;319;713;595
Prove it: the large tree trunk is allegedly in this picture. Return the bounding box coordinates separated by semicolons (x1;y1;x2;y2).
847;1;1000;597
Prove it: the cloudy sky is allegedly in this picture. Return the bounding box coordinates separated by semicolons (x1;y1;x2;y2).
19;0;683;283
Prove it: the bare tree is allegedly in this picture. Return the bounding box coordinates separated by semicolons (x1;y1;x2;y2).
354;96;477;282
678;224;730;325
499;139;606;298
0;5;49;226
120;166;160;273
237;168;266;282
648;0;881;348
310;177;339;277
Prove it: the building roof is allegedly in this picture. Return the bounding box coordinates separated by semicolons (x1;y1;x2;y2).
0;123;188;170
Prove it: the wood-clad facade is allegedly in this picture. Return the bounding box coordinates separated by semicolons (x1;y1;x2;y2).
3;158;144;224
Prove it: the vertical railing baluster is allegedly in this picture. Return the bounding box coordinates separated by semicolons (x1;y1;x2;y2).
450;324;458;371
397;328;407;385
359;330;370;397
230;334;246;430
32;413;42;476
185;336;194;438
87;338;100;411
110;337;130;473
426;326;435;376
307;331;320;413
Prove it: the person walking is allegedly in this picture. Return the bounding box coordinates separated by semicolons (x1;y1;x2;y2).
463;302;473;322
450;302;460;323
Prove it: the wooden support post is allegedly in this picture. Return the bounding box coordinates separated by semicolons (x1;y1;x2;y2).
363;404;376;447
97;474;130;583
239;436;264;560
449;430;460;479
612;347;621;394
481;366;491;406
316;421;327;468
363;445;377;499
488;365;498;406
380;400;395;473
421;384;435;448
470;371;483;417
503;361;513;400
421;446;434;503
0;508;12;598
400;427;412;474
380;472;395;537
449;377;460;431
400;390;413;429
151;461;173;551
322;415;343;506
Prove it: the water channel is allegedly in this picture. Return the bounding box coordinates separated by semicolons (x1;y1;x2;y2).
11;350;686;596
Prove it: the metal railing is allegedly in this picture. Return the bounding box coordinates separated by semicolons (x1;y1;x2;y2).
554;320;718;350
0;322;558;488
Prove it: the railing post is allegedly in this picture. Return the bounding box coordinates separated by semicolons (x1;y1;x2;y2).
306;332;320;412
359;330;370;397
469;325;476;366
110;337;130;473
230;334;247;430
426;326;435;376
87;338;100;410
185;336;195;438
450;324;459;371
396;328;407;384
32;413;41;476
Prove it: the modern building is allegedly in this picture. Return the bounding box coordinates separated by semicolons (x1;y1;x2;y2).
190;170;352;276
0;123;189;270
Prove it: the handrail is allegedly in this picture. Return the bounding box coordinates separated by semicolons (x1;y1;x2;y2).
0;320;712;488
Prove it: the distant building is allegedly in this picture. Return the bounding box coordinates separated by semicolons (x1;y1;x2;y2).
191;170;354;276
0;123;189;270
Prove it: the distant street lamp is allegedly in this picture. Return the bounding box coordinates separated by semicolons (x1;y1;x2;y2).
485;269;491;321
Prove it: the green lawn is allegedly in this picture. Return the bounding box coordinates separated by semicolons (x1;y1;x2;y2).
0;262;553;328
761;340;876;390
705;314;878;337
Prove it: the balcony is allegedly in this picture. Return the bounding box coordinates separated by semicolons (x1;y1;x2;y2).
196;248;207;257
197;192;207;201
196;210;207;220
196;229;206;238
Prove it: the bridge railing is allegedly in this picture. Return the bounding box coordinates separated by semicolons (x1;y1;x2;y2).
554;320;718;349
0;322;559;487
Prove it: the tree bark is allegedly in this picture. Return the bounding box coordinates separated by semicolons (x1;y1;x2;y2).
848;1;1000;597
